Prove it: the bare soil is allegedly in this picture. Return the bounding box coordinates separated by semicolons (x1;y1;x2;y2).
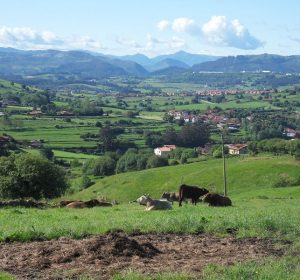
0;231;286;280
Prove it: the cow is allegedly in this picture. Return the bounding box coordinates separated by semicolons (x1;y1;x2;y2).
160;192;180;204
202;192;232;207
66;199;112;208
178;184;209;207
144;196;172;211
59;200;81;208
135;194;150;205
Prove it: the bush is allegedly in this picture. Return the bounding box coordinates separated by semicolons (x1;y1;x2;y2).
294;150;300;161
146;155;168;169
169;159;179;166
93;156;116;176
82;159;96;175
273;173;300;188
70;159;82;168
0;153;69;199
81;175;93;189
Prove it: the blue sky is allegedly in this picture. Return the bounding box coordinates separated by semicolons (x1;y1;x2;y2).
0;0;299;56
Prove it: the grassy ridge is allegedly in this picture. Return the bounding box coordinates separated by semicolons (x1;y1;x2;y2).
70;155;300;202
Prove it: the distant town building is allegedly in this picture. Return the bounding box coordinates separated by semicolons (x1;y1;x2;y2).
227;144;248;155
283;128;300;139
154;145;176;156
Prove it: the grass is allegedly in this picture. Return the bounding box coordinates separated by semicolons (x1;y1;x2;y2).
70;155;300;203
0;198;299;242
0;272;15;280
53;150;98;160
112;256;300;280
202;256;300;280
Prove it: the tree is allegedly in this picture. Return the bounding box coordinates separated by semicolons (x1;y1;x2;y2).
93;156;116;176
40;147;54;161
99;127;117;151
146;155;168;169
178;123;210;148
162;127;177;144
163;113;174;123
0;153;68;199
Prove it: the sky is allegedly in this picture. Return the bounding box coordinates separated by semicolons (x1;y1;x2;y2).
0;0;300;57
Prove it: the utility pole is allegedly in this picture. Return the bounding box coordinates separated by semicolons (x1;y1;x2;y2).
221;133;227;196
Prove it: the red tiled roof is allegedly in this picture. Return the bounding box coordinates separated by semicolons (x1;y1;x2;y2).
228;144;248;150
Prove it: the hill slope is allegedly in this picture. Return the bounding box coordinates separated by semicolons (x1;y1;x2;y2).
192;54;300;72
0;48;148;79
71;156;300;202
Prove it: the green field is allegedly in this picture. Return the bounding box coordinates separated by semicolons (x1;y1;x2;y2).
70;155;300;202
1;155;300;279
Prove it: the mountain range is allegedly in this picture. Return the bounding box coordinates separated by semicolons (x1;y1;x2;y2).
0;48;300;83
191;54;300;73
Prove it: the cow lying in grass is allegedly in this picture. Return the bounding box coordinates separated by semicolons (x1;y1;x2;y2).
145;196;172;211
135;195;172;210
202;193;232;207
65;199;113;208
59;200;81;208
178;184;209;206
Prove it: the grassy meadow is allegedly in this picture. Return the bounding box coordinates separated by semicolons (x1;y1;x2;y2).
0;155;299;243
70;155;300;202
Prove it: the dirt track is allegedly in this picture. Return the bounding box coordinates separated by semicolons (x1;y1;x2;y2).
0;231;285;279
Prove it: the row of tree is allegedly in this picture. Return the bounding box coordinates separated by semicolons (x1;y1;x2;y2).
144;122;210;149
248;138;300;158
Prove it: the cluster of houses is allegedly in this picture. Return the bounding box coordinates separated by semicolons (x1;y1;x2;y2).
195;89;274;97
153;143;248;157
168;110;240;131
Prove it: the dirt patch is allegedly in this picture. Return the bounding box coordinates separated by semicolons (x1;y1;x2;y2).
0;231;286;279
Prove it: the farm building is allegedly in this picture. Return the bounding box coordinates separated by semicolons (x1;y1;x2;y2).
283;128;300;139
227;144;248;155
154;145;176;156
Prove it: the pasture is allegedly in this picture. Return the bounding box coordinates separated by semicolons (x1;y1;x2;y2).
0;155;299;279
70;155;300;202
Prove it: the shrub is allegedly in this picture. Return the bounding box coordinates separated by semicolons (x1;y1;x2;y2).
70;159;82;168
146;155;168;169
93;156;116;176
169;159;179;166
0;153;68;199
294;149;300;161
273;173;300;188
81;175;93;189
82;159;96;175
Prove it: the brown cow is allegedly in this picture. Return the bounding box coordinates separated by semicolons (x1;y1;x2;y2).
178;184;209;206
202;193;232;207
66;199;112;208
59;200;81;208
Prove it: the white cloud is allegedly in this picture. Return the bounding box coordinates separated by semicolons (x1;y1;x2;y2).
0;26;104;51
157;16;262;50
157;20;171;31
202;16;263;49
172;17;196;33
157;18;199;35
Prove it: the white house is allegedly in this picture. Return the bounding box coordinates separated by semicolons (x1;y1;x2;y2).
154;145;176;156
227;144;248;155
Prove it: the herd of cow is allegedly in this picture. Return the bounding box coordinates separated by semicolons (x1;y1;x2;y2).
58;184;232;210
134;184;232;211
